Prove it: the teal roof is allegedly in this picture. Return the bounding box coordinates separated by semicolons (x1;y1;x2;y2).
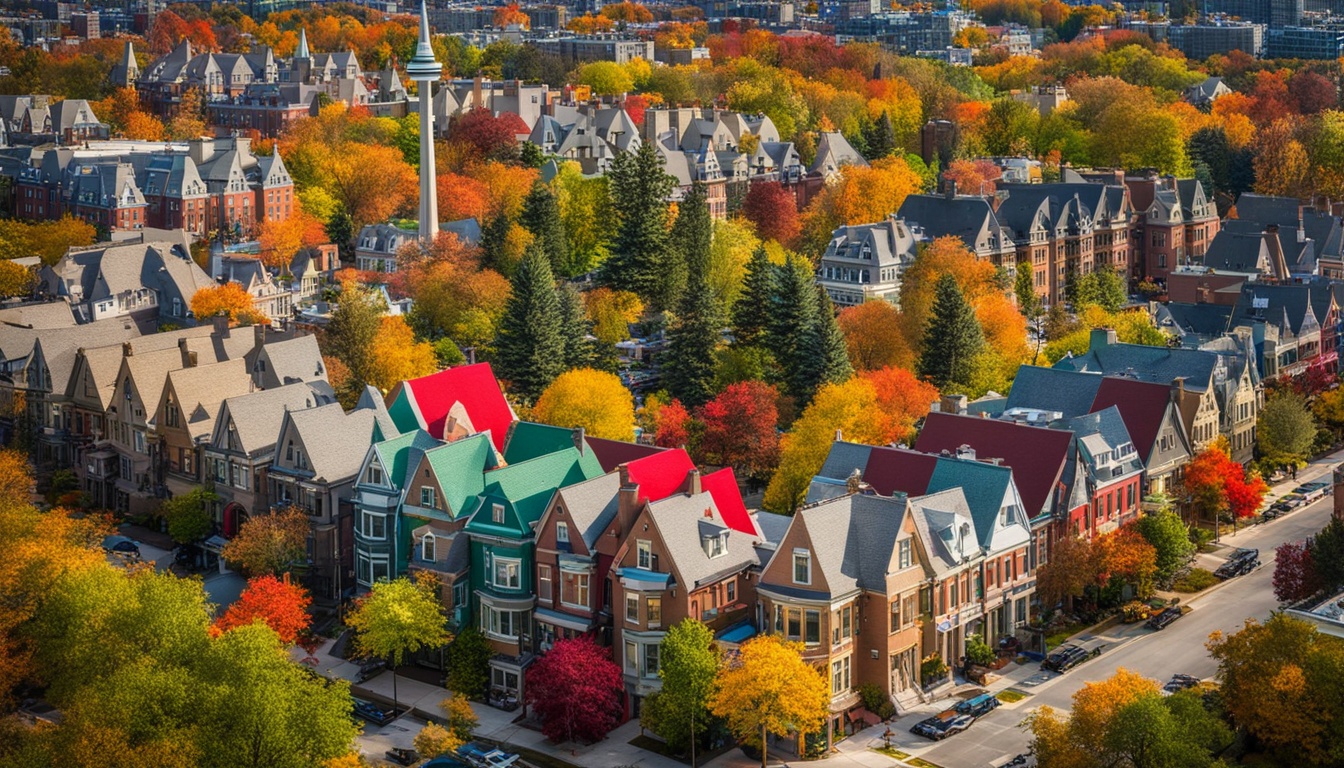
502;421;583;465
373;428;439;489
466;446;603;537
422;433;495;520
925;457;1012;550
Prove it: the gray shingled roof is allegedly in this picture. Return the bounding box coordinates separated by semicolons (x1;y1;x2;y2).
1004;366;1103;418
1053;339;1218;392
284;402;380;483
908;488;978;578
215;382;335;456
161;358;253;440
553;472;622;550
650;491;760;591
792;492;909;598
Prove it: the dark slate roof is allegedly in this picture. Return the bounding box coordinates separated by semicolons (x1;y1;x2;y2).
1160;302;1234;338
1056;406;1144;484
1090;377;1176;465
896;194;1010;251
817;441;873;484
1053;340;1218;392
924;457;1012;550
1303;209;1343;260
586;437;664;473
1203;230;1268;273
1234;193;1300;226
1233;282;1316;336
914;412;1072;519
1004;366;1104;418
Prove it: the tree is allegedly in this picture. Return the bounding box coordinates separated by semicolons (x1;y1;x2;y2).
1095;525;1159;599
221;507;309;577
731;247;777;348
324;282;385;397
258;204;327;270
917;274;984;391
601;142;677;309
441;692;479;742
1092;267;1127;313
1135;507;1195;584
524;637;624;744
1310;516;1344;592
1258;392;1316;468
798;157;923;254
1036;534;1097;611
494;244;566;403
212;575;312;646
698;381;780;481
740;182;800;247
443;627;493;700
653;397;694;449
584;288;643;346
532;368;635;441
800;290;853;400
708;634;829;768
767;257;849;403
347;574;450;710
414;723;463;760
0;260;35;299
520;183;569;275
664;183;721;407
1274;540;1323;604
0;217;97;265
1014;261;1041;319
446;107;522;162
160;487;217;544
648;619;720;761
190;282;267;326
1254;118;1310;198
838;300;913;371
552;162;613;276
863;111;897;160
556;283;595;371
367;316;438;393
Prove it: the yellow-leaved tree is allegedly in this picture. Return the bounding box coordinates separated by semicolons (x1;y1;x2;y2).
190;282;268;326
531;368;635;441
708;634;829;768
367;316;437;393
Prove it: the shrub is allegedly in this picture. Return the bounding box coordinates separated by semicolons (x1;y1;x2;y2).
857;682;896;721
1121;601;1150;622
1172;568;1218;593
965;633;996;667
1189;527;1215;552
920;653;948;687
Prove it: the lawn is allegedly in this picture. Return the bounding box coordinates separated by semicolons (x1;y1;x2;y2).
872;746;911;759
997;689;1028;704
1045;622;1089;649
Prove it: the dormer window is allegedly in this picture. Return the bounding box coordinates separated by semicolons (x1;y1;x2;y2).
365;463;383;485
703;532;726;558
1000;505;1018;527
556;522;569;544
422;533;435;562
793;549;811;585
492;503;505;524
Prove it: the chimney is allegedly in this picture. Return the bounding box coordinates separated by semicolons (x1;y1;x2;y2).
686;467;702;495
955;444;976;460
939;394;968;415
1090;327;1117;349
122;342;133;357
834;428;843;442
253;323;266;350
616;464;641;537
1172;377;1186;404
211;314;230;337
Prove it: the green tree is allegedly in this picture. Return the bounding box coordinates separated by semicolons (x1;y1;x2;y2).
798;289;852;401
325;282;386;401
1135;507;1196;584
863;111;897;160
664;183;721;408
649;619;720;762
557;283;595;371
1065;269;1100;309
601;142;678;309
443;627;493;699
1311;516;1344;591
1258;392;1317;468
1014;261;1040;318
731;247;776;348
480;214;515;277
520;183;569;275
766;255;822;402
494;244;566;403
347;575;450;710
916;275;985;391
161;487;217;544
1093;268;1128;312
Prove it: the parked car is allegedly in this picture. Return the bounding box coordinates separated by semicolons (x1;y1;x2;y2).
352;697;397;726
1042;642;1103;673
355;657;387;682
954;692;1001;718
1295;481;1330;499
101;535;141;558
1214;548;1259;580
456;743;520;768
1146;606;1183;630
910;709;976;740
1161;674;1201;696
385;748;420;766
1279;493;1306;508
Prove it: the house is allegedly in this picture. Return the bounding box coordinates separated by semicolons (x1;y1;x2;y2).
816;215;922;308
906;487;985;680
1184;76;1231;108
386;363;517;452
353;428;445;589
896;191;1018;271
155;358;255;499
809;131;867;180
38;236;213;327
1054;407;1145;537
1090;377;1194;501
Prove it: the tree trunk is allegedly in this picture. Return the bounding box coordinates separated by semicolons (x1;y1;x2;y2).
392;669;399;711
761;723;767;768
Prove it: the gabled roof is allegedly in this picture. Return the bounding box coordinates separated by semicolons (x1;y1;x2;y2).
472;446;603;532
1052;339;1218;391
391;363;515;451
586;437;664;472
551;472;622;549
624;448;695;504
354;385;397;442
915;412;1072;520
282;402;382;483
777;492;909;598
213;382;335;456
503;421;585;465
371;428;440;490
1004;365;1104;419
647;490;761;591
858;445;938;497
161;358;252;441
421;432;495;519
1090;377;1178;465
1056;406;1144;484
908;488;979;577
924;458;1013;550
701;467;756;536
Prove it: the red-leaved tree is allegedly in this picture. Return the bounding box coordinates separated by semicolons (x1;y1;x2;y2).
1273;541;1323;604
740;181;801;248
524;637;623;744
1225;468;1269;519
447;108;523;162
654;398;694;449
211;574;312;645
698;381;780;480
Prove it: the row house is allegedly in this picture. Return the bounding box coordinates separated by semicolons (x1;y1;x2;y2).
157;358;255;499
816;215;921;308
38;236;211;327
1108;171;1219;284
896;191;1020;274
0;95;109;146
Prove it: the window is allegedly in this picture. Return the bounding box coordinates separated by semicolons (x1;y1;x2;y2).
420;487;436;508
703;534;725;558
890;599;901;632
421;533;435;562
1000;505;1016;526
831;655;851;695
556;521;569;544
480;605;518;639
726;580;736;603
787;608;801;639
492;503;505;524
793;549;811;584
563;572;590;608
898;539;912;569
365;463;383;485
647;596;662;627
805;609;820;645
625;641;638;672
637;540;652;569
643;644;660;678
492;558;521;589
626;594;639;623
538;565;553;602
360;511;386;540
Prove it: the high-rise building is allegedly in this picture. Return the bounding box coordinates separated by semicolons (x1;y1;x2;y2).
407;0;442;243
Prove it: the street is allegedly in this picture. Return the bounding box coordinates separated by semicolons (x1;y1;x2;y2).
899;461;1340;768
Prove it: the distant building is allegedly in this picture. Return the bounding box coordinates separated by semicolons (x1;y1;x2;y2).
1012;85;1069;117
529;36;654;64
1268;25;1344;59
0;95;109;146
69;11;98;38
816;215;922;307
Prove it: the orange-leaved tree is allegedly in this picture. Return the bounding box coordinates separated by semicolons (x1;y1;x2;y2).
1095;525;1158;599
212;574;312;645
220;507;309;576
257;200;328;270
367;315;437;393
837;300;914;371
190;282;268;326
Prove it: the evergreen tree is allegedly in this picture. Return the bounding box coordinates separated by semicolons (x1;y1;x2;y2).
798;289;852;397
1014;260;1041;319
766;255;821;402
480;213;514;277
863;111;896;160
663;184;720;408
733;247;776;347
520;182;570;276
600;142;679;309
557;282;594;370
494;244;566;403
917;274;985;391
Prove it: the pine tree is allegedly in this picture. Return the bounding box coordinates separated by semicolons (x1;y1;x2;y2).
520;183;570;277
663;184;720;408
767;255;821;402
732;247;776;347
557;282;594;370
480;213;514;277
798;289;852;398
863;111;896;160
1014;260;1041;319
494;244;566;403
600;142;678;309
917;274;985;392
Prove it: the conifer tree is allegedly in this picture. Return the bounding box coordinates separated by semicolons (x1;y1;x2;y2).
863;111;896;160
557;282;594;370
917;274;984;392
520;183;570;276
480;213;514;277
494;244;566;403
601;142;679;309
767;255;821;402
799;289;852;395
663;184;720;408
733;247;776;347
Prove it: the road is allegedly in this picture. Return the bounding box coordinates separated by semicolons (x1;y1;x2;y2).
901;462;1340;768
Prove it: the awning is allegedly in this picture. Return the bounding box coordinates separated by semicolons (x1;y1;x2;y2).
202;535;230;554
475;590;534;611
534;607;594;633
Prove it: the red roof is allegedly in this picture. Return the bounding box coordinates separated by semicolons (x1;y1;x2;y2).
914;412;1072;518
702;467;757;535
1090;378;1173;465
862;446;938;497
403;363;515;452
587;438;666;473
625;448;695;505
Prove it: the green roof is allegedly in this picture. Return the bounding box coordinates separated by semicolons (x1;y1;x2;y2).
466;446;603;536
925;457;1012;550
502;421;582;465
373;428;439;488
423;433;496;520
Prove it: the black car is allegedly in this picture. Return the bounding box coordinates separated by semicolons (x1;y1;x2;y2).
954;693;1001;718
101;535;141;558
355;657;387;682
352;697;397;726
1037;642;1102;672
910;709;975;740
1161;674;1201;696
385;748;420;766
1146;606;1182;630
1214;548;1259;580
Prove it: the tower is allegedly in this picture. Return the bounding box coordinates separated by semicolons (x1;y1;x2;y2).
406;0;442;243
